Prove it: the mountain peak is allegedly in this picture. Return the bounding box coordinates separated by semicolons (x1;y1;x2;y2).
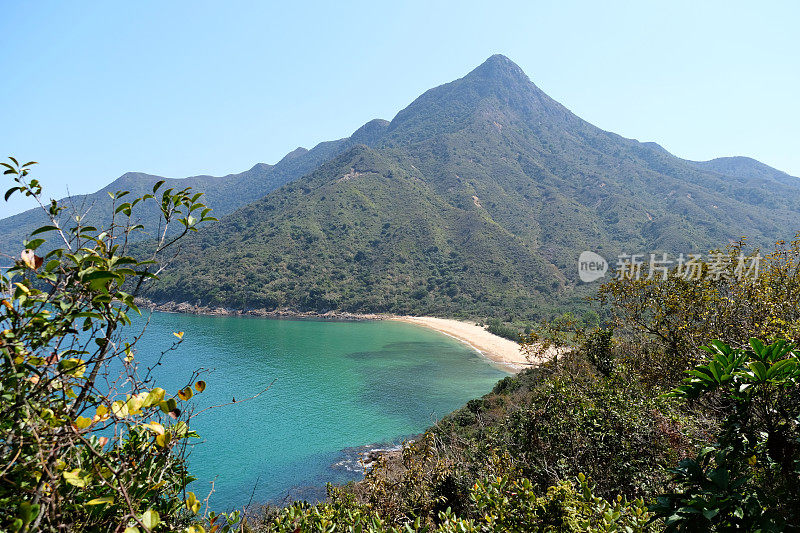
350;118;389;146
278;147;309;165
467;54;529;84
385;54;559;143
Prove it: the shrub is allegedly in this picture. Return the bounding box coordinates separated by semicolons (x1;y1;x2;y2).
584;327;615;376
652;339;800;531
0;159;233;532
254;474;654;532
485;318;521;341
599;238;800;386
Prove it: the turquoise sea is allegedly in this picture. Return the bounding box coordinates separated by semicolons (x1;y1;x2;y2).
133;312;507;510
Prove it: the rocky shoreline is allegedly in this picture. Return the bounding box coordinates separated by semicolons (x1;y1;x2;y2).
135;298;386;321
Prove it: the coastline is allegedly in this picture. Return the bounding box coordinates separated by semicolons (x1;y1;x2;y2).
136;299;547;372
390;316;537;372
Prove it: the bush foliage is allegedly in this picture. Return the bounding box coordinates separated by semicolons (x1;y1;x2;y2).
0;160;236;532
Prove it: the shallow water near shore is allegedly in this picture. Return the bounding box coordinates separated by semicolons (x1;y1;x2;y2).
132;312;507;509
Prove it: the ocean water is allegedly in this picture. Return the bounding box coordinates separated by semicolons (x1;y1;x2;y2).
130;312;507;510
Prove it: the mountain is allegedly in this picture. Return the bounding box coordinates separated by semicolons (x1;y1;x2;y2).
0;120;390;258
144;55;800;319
689;156;800;188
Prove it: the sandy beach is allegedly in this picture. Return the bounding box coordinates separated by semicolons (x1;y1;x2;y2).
392;316;548;372
137;299;554;372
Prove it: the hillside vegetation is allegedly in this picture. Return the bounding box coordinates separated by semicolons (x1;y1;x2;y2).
0;120;390;257
145;55;800;318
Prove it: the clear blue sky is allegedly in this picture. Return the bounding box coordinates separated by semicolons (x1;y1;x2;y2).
1;0;798;218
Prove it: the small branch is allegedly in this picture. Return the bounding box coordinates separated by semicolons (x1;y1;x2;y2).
191;381;275;418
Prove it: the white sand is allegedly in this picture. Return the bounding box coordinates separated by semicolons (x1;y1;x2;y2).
391;316;547;372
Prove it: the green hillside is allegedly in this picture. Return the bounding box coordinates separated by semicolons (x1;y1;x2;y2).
150;145;562;317
0;121;389;258
145;55;800;318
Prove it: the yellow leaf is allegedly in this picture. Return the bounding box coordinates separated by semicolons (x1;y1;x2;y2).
125;528;140;533
194;380;206;393
155;433;171;447
94;404;109;422
75;416;92;429
62;469;87;487
14;282;31;295
185;491;203;514
178;387;193;401
87;496;114;505
145;421;165;435
143;387;166;408
126;394;145;415
173;331;184;339
111;400;128;418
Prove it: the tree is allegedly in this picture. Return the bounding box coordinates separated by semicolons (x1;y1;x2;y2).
652;339;800;531
0;158;239;532
599;238;800;386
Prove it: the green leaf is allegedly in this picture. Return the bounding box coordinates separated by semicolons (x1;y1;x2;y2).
17;502;39;525
708;360;722;382
766;359;796;379
747;361;767;381
159;398;177;414
708;467;729;489
709;340;731;355
686;369;714;382
82;271;119;291
140;509;160;530
23;238;45;250
749;338;766;357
